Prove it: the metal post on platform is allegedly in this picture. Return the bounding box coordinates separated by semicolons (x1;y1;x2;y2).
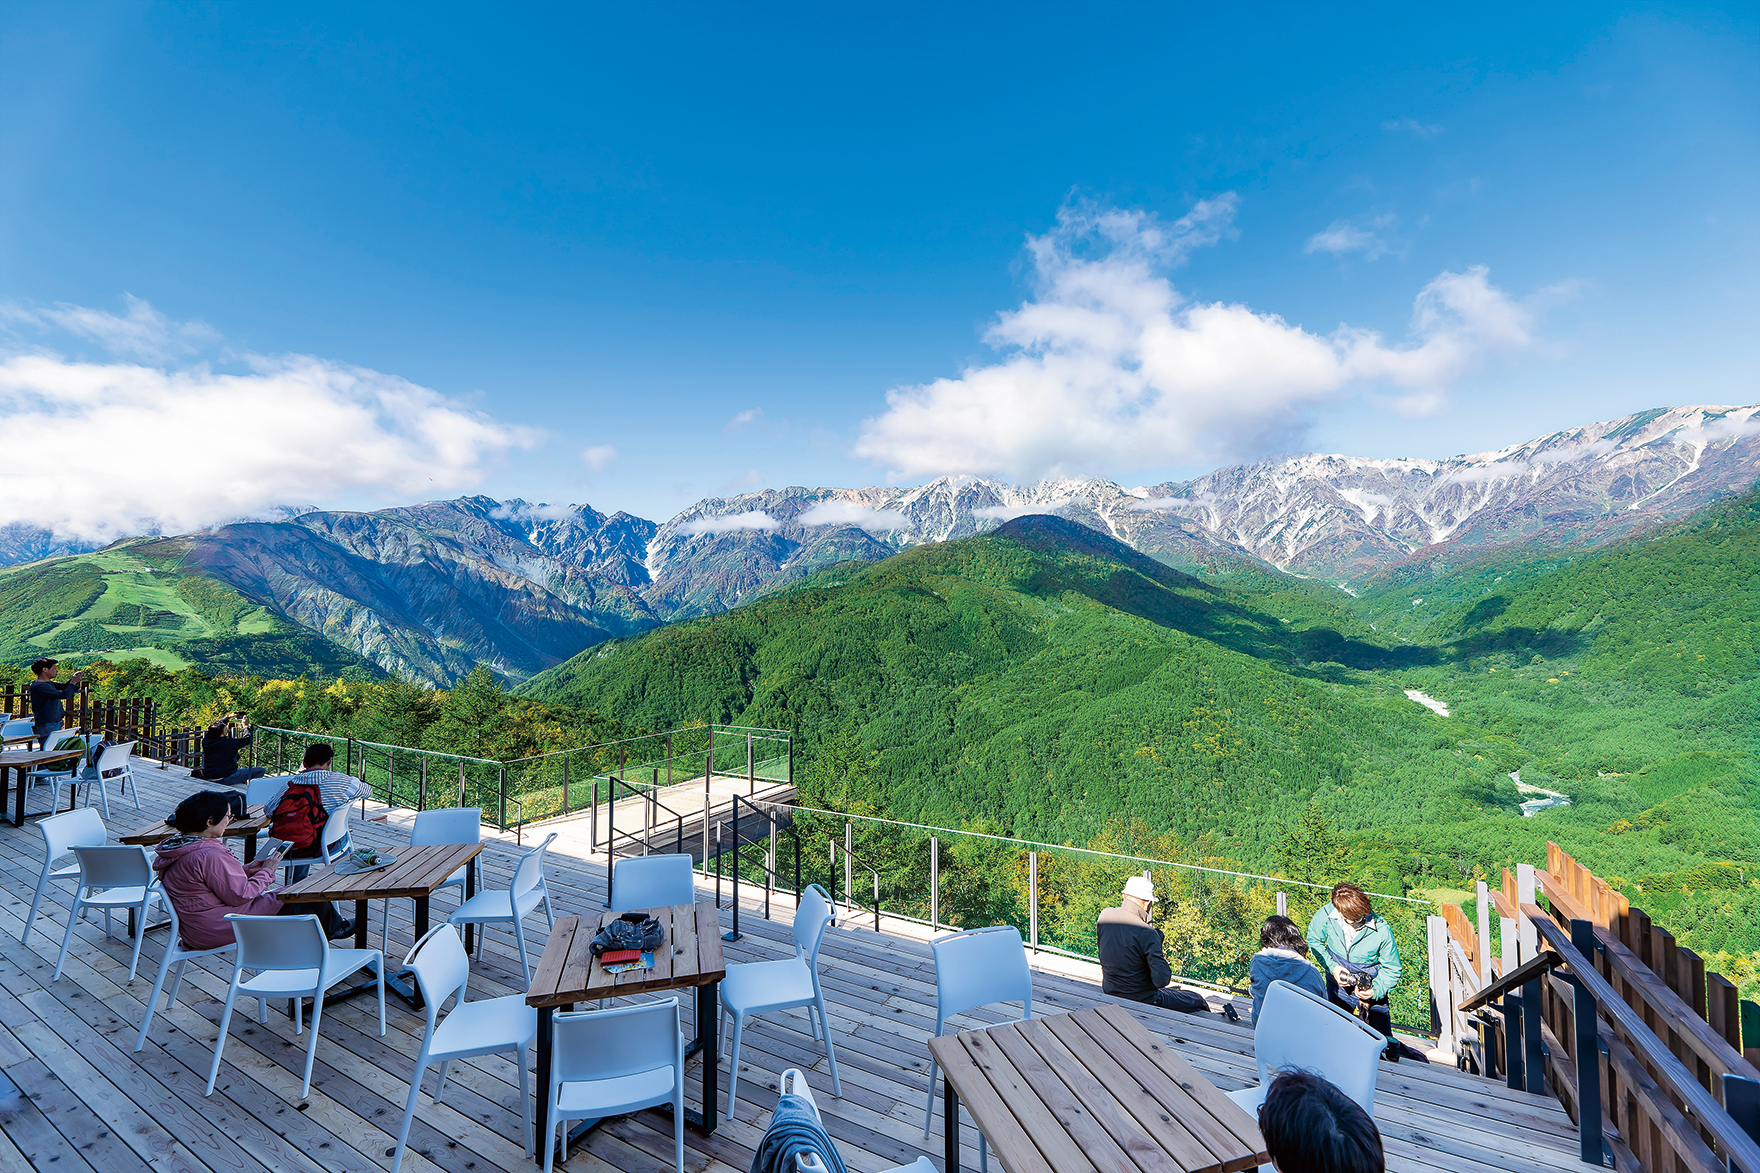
497;768;507;830
1029;852;1039;953
590;784;599;856
1477;880;1493;988
702;743;714;864
666;734;672;786
642;774;652;856
746;732;754;794
561;756;569;816
1503;990;1526;1091
1276;890;1286;917
279;731;286;773
767;811;777;919
1570;919;1604;1166
844;822;853;919
419;756;428;811
714;821;724;909
457;761;466;807
725;820;742;943
793;828;801;897
387;748;395;807
930;837;939;931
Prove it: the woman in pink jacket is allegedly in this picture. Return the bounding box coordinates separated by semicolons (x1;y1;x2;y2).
153;792;351;948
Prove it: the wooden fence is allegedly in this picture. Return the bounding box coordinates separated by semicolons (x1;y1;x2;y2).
1;685;214;771
1431;842;1760;1171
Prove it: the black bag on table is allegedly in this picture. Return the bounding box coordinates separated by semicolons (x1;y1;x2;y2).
591;912;665;956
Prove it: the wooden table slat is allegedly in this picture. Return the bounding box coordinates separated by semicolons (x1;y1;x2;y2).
935;1006;1269;1173
1095;1005;1266;1158
529;916;576;1001
276;843;483;903
527;903;723;1008
694;900;723;979
1039;1011;1223;1173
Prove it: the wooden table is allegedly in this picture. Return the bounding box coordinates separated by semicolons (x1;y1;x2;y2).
120;807;271;861
526;904;727;1161
928;1004;1269;1173
276;842;482;1008
2;749;89;827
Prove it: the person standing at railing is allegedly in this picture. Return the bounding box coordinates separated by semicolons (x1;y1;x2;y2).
1097;876;1239;1020
195;714;266;788
27;658;82;750
1305;882;1402;1039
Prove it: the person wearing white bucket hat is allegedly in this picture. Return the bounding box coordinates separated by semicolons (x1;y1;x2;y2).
1095;873;1235;1019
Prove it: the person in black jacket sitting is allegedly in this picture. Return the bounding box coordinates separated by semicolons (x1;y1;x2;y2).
198;715;266;788
1095;875;1236;1018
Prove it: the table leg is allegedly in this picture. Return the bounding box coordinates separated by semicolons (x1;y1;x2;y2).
11;767;22;828
945;1080;959;1173
534;1003;567;1165
377;893;431;1010
355;900;368;951
464;859;476;954
695;977;719;1133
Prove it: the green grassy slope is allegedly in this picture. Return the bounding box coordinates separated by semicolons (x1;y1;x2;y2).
524;500;1760;990
0;543;374;679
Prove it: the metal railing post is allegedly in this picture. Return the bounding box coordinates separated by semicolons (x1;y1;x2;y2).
419;756;428;811
642;775;652;856
714;821;724;909
1029;851;1039;953
931;836;939;931
793;829;801;897
591;784;599;854
666;734;672;786
747;732;754;794
562;757;570;816
724;818;742;942
767;810;777;920
498;767;507;830
702;745;713;864
387;748;395;807
873;870;880;932
1477;880;1493;989
1276;890;1286;917
844;821;853;918
457;761;466;806
1570;919;1604;1165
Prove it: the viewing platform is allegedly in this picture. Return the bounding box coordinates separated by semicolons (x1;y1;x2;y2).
0;756;1584;1173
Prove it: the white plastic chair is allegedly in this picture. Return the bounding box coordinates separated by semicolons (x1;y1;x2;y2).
380;808;481;944
389;925;535;1173
449;831;556;985
1225;978;1384;1116
40;740;139;818
22;807;107;947
134;895;237;1052
2;717;37;744
244;774;281;810
781;1068;935;1173
543;998;683;1173
22;731;87;810
721;883;841;1118
52;844;162;983
921;923;1032;1170
283;801;352;884
205;913;385;1098
609;853;695;912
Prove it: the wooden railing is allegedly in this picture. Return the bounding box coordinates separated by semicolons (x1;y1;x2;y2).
1432;842;1760;1170
2;685;163;744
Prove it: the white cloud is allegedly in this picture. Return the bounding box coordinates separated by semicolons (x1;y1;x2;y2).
491;501;577;522
679;510;781;535
797;500;911;531
0;294;218;361
854;201;1540;481
727;408;762;427
581;444;617;471
1305;214;1400;260
1126;496;1189;511
1383;118;1443;137
0;306;535;541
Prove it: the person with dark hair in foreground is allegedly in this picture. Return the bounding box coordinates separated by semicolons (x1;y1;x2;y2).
153;791;353;944
1258;1070;1385;1173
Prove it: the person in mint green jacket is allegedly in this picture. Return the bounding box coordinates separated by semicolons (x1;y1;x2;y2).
1304;882;1402;1039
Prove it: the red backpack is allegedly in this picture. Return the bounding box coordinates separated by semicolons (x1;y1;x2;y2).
270;782;327;849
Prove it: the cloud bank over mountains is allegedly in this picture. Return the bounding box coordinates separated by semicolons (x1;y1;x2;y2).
0;298;534;542
854;197;1544;483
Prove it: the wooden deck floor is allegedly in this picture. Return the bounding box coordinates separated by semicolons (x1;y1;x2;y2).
0;760;1583;1173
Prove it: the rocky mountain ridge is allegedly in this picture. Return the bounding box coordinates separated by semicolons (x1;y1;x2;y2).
7;403;1756;685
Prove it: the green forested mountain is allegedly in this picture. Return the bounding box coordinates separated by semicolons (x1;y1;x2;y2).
524;497;1760;989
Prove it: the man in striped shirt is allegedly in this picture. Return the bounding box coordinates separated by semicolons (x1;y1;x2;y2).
259;743;370;880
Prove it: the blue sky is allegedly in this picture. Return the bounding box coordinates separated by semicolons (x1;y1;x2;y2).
1;2;1755;533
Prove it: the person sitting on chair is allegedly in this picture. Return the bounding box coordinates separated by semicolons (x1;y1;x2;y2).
1249;914;1327;1025
153;791;353;944
1258;1070;1384;1173
1096;876;1236;1019
197;714;266;789
255;743;368;881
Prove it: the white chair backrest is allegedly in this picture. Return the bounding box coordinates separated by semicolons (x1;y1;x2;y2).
552;998;679;1083
1253;979;1384;1113
73;844;153;889
45;731;86;754
3;718;35;738
932;925;1032;1027
227;914;327;972
610;853;694;912
412;807;481;847
41;807;108;861
321;802;351;849
244;775;280;809
793;884;836;963
94;741;137;781
512;832;557;898
404;925;472;1023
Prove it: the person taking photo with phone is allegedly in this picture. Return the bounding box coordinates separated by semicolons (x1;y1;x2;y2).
27;658;82;750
